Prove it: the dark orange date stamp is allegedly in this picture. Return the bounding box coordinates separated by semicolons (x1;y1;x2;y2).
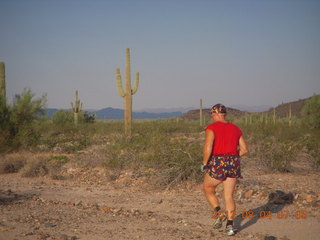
212;210;308;220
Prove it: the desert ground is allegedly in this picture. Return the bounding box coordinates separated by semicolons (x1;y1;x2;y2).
0;151;319;240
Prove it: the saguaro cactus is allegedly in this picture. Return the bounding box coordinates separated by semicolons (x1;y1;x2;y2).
273;108;276;125
116;48;139;136
288;104;292;127
0;62;5;102
70;90;82;125
199;98;203;127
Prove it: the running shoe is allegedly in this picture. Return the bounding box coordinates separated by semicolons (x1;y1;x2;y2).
213;217;223;229
225;224;236;236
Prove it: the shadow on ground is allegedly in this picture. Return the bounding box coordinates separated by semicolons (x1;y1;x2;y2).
0;189;34;205
235;190;294;232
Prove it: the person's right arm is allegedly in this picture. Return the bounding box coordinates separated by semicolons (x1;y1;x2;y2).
203;129;214;165
239;136;249;157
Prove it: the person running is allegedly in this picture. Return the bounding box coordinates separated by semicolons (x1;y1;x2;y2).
201;103;248;236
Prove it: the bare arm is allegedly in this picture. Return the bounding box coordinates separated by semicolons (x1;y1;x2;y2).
203;129;214;165
239;135;249;157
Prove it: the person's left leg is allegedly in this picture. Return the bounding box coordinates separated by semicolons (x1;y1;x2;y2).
223;177;237;220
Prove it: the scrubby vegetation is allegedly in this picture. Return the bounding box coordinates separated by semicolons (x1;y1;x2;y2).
0;92;319;188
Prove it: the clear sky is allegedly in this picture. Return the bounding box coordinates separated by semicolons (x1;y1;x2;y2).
1;0;319;110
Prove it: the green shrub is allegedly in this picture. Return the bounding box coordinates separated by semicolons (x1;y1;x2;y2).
103;121;203;187
52;110;73;125
0;88;47;152
302;95;320;129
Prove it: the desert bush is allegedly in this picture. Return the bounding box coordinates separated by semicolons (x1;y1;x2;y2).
0;89;47;152
302;95;320;129
299;132;320;167
83;111;96;123
103;120;203;187
36;122;92;153
20;156;48;177
256;138;298;172
46;155;69;179
20;154;69;178
0;153;27;173
52;110;73;125
241;118;320;171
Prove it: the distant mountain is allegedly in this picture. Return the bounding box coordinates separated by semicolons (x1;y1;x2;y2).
136;107;195;113
95;107;182;119
45;108;59;118
229;104;271;113
181;107;247;121
181;96;313;121
45;107;183;119
265;98;309;118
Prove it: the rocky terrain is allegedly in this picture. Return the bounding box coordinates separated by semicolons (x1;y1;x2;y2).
0;155;319;240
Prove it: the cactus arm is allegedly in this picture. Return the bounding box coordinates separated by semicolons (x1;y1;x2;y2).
131;72;139;95
71;102;74;110
116;68;125;97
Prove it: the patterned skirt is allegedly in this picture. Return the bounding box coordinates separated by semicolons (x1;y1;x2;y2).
206;154;242;181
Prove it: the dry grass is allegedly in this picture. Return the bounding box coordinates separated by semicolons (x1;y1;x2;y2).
0;152;69;179
0;152;28;173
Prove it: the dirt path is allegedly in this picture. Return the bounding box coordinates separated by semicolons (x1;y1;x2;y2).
0;164;319;240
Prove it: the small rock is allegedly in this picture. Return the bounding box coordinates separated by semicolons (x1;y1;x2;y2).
311;200;320;208
306;194;314;203
245;189;254;198
264;236;277;240
74;200;82;206
58;234;68;240
44;223;57;228
100;206;110;211
113;208;122;213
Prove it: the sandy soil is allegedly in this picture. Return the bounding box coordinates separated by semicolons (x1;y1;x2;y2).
0;157;319;240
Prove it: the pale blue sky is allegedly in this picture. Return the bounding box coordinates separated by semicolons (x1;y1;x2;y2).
0;0;319;110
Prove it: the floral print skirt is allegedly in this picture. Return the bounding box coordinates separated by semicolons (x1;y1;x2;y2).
206;154;242;181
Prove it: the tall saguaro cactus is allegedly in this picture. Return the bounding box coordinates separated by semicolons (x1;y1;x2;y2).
0;62;6;102
116;48;139;136
71;90;82;125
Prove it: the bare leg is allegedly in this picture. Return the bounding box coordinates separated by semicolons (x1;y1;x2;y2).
223;177;237;220
203;173;223;208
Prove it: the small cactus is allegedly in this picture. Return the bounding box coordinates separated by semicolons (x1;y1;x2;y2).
70;90;82;125
288;104;292;127
273;108;276;125
200;98;203;127
116;48;139;136
0;62;6;102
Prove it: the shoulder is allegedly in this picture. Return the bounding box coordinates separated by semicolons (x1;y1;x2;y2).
228;122;242;134
205;122;218;131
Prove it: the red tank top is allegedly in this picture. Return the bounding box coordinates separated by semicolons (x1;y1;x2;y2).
205;121;242;156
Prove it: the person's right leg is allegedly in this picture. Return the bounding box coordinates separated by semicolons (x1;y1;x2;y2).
222;177;237;220
223;177;237;236
203;172;222;208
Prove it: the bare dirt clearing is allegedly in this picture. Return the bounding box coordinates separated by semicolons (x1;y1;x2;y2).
0;156;319;240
